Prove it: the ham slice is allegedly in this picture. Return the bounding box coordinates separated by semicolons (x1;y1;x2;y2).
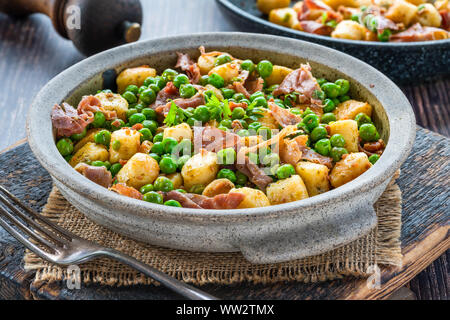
269;101;302;127
164;191;245;209
150;82;180;110
232;70;264;99
298;145;333;168
110;183;143;200
75;163;112;188
299;0;342;22
273;64;323;106
236;156;273;191
51;102;92;137
390;23;449;42
155;93;205;117
175;52;201;84
194;126;242;153
299;21;334;35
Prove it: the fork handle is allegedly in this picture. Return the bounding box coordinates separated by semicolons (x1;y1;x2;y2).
98;248;218;300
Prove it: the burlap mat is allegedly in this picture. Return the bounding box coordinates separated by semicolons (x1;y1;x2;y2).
24;175;402;286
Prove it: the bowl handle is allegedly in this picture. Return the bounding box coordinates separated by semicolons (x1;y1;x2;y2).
238;204;378;264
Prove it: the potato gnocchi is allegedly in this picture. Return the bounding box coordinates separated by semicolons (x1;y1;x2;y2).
52;48;386;209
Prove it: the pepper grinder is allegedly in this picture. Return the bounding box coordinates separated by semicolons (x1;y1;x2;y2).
0;0;143;56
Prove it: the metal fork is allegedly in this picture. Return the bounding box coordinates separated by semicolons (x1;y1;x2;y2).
0;185;218;300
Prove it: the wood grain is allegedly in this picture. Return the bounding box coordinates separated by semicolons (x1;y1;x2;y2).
0;127;447;300
0;0;448;299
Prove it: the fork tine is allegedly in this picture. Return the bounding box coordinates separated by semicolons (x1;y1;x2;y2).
0;205;59;253
0;191;67;247
0;185;73;240
0;213;56;261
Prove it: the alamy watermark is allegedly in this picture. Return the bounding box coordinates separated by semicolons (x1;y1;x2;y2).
66;5;81;30
366;264;381;290
66;265;81;290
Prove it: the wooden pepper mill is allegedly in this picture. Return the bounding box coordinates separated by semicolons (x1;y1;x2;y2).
0;0;143;56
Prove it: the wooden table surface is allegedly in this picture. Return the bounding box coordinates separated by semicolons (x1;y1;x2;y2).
0;0;448;299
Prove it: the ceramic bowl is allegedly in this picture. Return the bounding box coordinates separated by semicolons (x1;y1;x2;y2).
27;33;416;264
217;0;450;84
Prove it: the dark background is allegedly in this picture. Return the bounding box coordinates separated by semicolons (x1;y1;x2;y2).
0;0;448;299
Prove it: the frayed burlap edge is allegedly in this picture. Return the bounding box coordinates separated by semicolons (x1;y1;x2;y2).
24;173;402;287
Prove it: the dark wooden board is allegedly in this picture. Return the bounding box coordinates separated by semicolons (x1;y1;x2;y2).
0;0;448;300
0;127;448;300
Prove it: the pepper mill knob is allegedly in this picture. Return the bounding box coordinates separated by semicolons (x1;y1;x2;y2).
0;0;143;56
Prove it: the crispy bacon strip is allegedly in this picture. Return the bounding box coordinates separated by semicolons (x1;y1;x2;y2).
273;64;323;106
269;101;302;127
200;193;245;209
175;52;201;84
390;23;449;42
236;156;273;191
77;95;117;121
110;183;143;200
299;21;334;35
51;103;91;137
150;82;180;110
75;163;112;188
232;70;264;99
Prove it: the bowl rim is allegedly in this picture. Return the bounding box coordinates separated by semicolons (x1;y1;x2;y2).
217;0;450;48
26;32;416;222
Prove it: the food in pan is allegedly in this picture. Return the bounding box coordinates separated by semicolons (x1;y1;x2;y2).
257;0;449;41
51;47;385;209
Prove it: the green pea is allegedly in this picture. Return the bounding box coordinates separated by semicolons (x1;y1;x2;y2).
151;142;164;155
177;155;191;170
173;74;190;88
129;113;146;126
303;114;320;131
241;59;255;73
149;153;161;163
161;137;178;154
329;134;345;148
126;108;138;120
165;200;182;207
122;91;137;104
180;84;197;98
162;68;178;83
321;113;336;124
94;130;111;146
221;88;235;99
339;95;350;102
92;112;106;128
143;191;164;204
142;120;158;135
217;169;237;183
140;88;156;105
233;93;246;101
148;84;160;94
154;177;174;192
257;126;272;140
237;129;250;137
355;113;372;128
218;126;229;132
253;96;268;108
194;105;211;123
231;107;246;120
236;171;248;185
109;163;122;177
112;140;121;151
153;133;164;143
176;189;187;194
134;103;145;113
313;90;326;101
330;147;348;162
159;157;178;174
111;119;125;131
290;109;302;116
317;78;327;87
215;54;232;66
276;164;295;180
70;128;87;141
248;122;262;133
249;91;264;102
143;77;155;87
248;153;260;165
56;138;73;156
217;148;236;165
335;79;350;96
323;99;336;113
199;75;209;86
321;82;341;99
377;29;391;42
369;154;380;165
139;184;154;195
310;126;328;142
142;108;157;121
257;60;273;78
359;123;378;142
315;139;331;156
91;161;106;168
139;128;153;142
138;86;148;95
262;153;280;167
154;77;167;90
208;73;225;88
